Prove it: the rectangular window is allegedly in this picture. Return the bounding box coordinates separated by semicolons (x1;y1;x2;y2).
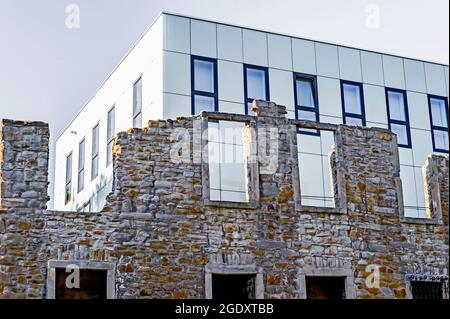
65;152;73;204
411;281;444;300
386;88;411;148
212;274;256;299
208;120;248;203
77;139;85;193
192;56;218;115
306;277;346;299
341;81;366;126
428;95;449;152
91;124;99;180
106;106;115;166
244;65;269;115
133;77;142;128
294;74;320;135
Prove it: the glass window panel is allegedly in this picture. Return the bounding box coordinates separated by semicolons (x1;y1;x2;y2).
220;162;246;192
433;130;449;151
92;157;99;179
78;170;84;192
296;79;315;108
345;117;363;126
107;141;113;166
208;121;220;143
210;189;221;201
219;121;244;146
92;126;99;156
298;153;324;198
391;123;409;146
298;110;317;122
247;68;267;100
208;163;221;190
194;59;215;93
65;154;72;184
133;113;142;128
220;190;247;203
78;140;85;170
388;91;406;121
194;95;215;114
107;108;115;141
343;83;362;115
430;98;448;128
133;78;142;116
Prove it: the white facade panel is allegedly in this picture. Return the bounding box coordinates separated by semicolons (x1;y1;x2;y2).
383;55;406;89
163;93;191;118
243;29;268;66
163;14;190;54
361;51;384;86
163;51;191;96
292;38;316;75
404;59;427;93
410;128;433;167
315;43;340;78
424;63;447;96
217;25;243;63
191;20;217;58
269;69;295;112
219;101;245;115
338;47;362;82
398;148;414;166
317;77;342;117
218;60;244;103
298;134;321;155
363;84;388;125
268;34;292;71
407;92;431;130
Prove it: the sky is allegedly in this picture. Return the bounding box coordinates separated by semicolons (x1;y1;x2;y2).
0;0;448;209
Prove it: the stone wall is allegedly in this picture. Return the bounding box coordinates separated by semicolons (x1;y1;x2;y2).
0;102;448;299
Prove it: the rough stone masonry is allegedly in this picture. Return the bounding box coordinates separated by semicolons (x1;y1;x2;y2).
0;101;448;299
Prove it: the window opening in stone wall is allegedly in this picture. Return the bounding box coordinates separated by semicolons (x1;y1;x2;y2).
208;120;248;203
298;130;336;208
306;276;346;299
411;281;444;300
55;268;107;299
212;274;256;299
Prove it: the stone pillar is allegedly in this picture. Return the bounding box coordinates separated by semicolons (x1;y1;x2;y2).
0;119;50;298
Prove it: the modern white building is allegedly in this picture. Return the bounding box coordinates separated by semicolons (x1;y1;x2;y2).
54;12;449;218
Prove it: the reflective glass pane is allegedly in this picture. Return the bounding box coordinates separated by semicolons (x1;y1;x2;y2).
194;95;215;114
434;130;449;151
78;170;84;192
194;60;215;93
430;98;448;128
391;123;409;146
65;154;72;183
298;110;317;122
133;78;142;115
107;108;115;140
343;83;362;115
345;117;363;126
296;79;315;108
247;68;267;100
78;140;85;170
388;91;406;121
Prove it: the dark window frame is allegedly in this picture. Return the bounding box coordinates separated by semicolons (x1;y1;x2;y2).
106;106;115;167
385;88;412;148
91;123;100;181
243;64;270;115
293;73;320;136
65;152;73;205
340;80;366;126
427;94;449;153
191;55;219;115
132;76;143;128
77;138;85;193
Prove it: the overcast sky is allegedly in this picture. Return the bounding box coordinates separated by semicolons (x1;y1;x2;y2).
0;0;448;209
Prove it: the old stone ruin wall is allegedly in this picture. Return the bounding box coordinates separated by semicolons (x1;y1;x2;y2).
0;101;448;299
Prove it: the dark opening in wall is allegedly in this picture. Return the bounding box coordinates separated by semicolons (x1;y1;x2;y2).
55;268;107;299
306;276;346;299
212;274;256;299
411;281;443;299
